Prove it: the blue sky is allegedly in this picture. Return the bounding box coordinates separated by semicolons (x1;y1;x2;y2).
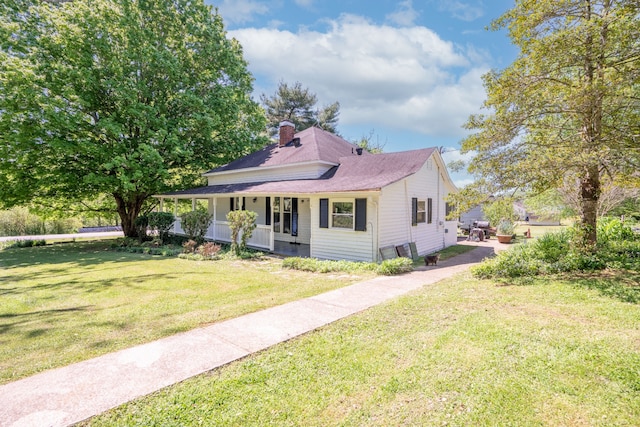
206;0;519;186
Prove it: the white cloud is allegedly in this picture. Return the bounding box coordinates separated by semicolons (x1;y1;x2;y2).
438;1;484;22
386;0;419;27
230;14;489;139
216;0;269;25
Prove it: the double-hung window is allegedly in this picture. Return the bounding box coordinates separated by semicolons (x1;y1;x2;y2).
412;198;426;225
319;198;366;231
331;201;354;229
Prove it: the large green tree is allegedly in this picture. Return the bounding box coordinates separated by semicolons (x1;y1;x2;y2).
261;81;340;136
0;0;267;236
461;0;640;246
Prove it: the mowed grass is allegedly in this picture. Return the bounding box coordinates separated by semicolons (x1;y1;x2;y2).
85;270;640;426
0;240;375;384
515;223;568;238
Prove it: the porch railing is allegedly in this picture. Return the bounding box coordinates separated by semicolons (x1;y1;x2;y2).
172;219;272;251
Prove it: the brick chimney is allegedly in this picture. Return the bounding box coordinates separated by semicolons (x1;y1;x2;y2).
279;121;295;147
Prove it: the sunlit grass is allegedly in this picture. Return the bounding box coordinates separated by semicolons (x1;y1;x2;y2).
0;241;375;384
85;270;640;426
515;223;568;238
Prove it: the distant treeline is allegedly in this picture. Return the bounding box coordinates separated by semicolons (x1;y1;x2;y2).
0;207;118;237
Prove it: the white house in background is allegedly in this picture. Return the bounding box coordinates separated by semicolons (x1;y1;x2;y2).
156;121;458;262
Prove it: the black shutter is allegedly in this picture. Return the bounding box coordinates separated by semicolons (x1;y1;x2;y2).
265;197;271;225
355;198;367;231
319;198;329;228
411;198;418;226
292;197;298;213
428;198;433;224
242;197;246;210
230;197;234;211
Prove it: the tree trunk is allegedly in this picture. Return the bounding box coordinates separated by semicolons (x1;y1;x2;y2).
579;165;600;248
113;193;147;238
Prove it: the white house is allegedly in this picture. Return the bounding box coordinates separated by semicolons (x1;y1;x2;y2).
156;121;458;262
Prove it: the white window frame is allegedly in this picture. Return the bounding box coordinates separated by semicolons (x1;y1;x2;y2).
331;199;354;230
417;200;426;223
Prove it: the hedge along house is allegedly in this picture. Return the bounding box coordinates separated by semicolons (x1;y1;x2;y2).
156;121;458;262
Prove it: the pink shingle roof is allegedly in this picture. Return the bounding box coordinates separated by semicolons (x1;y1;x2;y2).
205;126;367;174
164;146;436;196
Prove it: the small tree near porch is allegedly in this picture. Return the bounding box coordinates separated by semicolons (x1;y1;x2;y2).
227;210;257;256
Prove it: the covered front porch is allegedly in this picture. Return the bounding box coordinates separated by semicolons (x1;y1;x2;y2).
157;194;311;256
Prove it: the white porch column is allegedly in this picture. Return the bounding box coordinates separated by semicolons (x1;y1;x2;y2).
269;196;275;251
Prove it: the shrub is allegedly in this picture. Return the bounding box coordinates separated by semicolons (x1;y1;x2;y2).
472;218;639;280
226;210;257;255
147;212;175;244
181;210;213;244
282;257;378;274
197;242;221;259
2;239;47;249
597;217;637;244
531;230;572;263
134;215;149;243
472;243;545;278
182;239;198;254
376;257;414;275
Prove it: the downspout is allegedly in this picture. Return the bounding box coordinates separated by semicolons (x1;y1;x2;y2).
368;196;378;263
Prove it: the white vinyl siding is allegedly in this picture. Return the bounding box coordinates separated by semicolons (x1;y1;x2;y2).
377;157;454;258
207;163;334;186
310;196;375;262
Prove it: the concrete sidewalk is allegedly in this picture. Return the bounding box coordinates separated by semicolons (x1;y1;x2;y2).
0;245;495;427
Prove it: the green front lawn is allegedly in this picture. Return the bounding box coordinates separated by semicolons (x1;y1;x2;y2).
0;241;376;384
85;270;640;426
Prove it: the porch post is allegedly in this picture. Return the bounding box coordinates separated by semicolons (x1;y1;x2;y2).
269;196;275;251
212;197;217;240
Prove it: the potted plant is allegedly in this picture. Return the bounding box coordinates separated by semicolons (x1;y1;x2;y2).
496;219;515;243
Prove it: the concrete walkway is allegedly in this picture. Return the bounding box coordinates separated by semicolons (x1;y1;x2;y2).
0;242;498;427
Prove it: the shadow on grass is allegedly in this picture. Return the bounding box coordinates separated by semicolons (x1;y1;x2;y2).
0;240;158;271
0;306;94;334
0;272;183;296
570;271;640;304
